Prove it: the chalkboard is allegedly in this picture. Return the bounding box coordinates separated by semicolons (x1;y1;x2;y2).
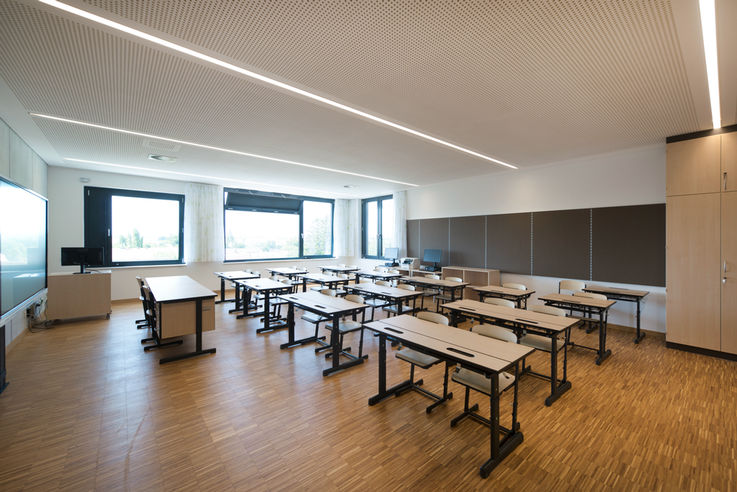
449;216;485;268
407;219;420;258
592;204;665;286
487;213;531;274
532;209;590;279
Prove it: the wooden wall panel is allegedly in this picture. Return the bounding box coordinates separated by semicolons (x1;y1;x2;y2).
486;213;531;274
533;209;590;280
419;218;450;266
592;204;665;286
449;216;485;268
406;219;420;258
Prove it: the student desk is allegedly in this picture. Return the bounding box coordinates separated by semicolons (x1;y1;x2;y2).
319;265;360;275
213;270;260;304
583;285;649;344
538;293;616;365
145;275;217;364
344;282;422;316
399;276;469;302
364;314;533;478
278;291;368;376
234;278;292;332
300;273;351;292
266;267;308;280
441;299;577;406
471;285;536;308
353;270;403;283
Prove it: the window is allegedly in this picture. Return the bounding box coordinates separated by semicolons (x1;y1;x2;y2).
362;195;394;259
223;189;333;261
84;187;184;266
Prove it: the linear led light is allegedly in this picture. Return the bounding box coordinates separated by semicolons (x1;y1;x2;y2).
63;157;356;197
38;0;517;170
31;113;418;187
699;0;721;129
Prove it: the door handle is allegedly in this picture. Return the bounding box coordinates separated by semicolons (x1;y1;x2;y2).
724;172;728;191
723;277;727;284
724;261;728;273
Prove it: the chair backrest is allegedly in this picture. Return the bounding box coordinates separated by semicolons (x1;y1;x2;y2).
338;273;350;279
559;279;586;293
425;274;440;279
346;265;357;269
135;276;145;288
573;291;607;301
388;269;400;274
445;276;463;283
375;266;389;272
359;278;373;284
338;263;346;268
483;297;515;308
502;282;526;291
320;288;337;297
416;311;449;325
472;323;517;343
529;304;567;317
344;294;364;304
397;283;415;291
376;280;392;287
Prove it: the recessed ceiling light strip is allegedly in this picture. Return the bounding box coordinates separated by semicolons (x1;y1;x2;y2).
63;157;355;197
699;0;721;129
30;112;417;187
38;0;517;170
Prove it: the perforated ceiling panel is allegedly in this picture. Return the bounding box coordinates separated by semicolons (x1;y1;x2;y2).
0;0;728;196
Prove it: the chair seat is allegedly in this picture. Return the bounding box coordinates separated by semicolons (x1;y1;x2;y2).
395;348;439;369
451;367;515;395
519;333;563;352
383;304;414;315
365;298;388;307
325;320;363;333
302;312;327;324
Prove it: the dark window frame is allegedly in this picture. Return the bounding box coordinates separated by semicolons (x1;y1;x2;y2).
362;194;393;259
223;188;334;262
84;186;185;267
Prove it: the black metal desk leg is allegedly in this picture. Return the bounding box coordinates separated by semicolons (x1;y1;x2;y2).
480;374;501;478
368;334;388;405
545;332;571;406
595;310;612;365
634;298;645;344
216;278;226;303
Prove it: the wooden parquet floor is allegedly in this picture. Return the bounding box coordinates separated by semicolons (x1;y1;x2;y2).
1;298;736;491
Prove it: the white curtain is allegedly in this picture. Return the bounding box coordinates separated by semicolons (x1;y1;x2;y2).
393;190;407;257
184;182;224;263
334;198;361;258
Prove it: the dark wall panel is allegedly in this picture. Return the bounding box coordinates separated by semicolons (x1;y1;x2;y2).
487;213;531;274
592;204;665;286
449;216;485;268
533;209;590;279
407;219;420;258
419;218;450;266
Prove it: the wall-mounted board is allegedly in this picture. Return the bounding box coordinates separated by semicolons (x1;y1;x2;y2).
449;216;485;268
486;213;531;275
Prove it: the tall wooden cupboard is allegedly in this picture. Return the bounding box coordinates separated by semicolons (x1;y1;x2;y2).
666;130;737;355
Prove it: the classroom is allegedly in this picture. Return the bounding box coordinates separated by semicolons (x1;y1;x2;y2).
0;1;735;489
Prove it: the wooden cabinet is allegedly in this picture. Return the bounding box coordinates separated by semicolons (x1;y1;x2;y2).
666;130;737;355
722;132;737;192
665;194;721;350
441;266;500;300
157;297;215;339
721;192;737;354
666;135;721;196
47;272;112;320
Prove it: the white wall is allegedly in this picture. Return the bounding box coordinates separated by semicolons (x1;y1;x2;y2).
1;118;49;348
406;143;667;333
47;167;354;300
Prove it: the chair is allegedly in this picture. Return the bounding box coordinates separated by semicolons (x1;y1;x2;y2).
519;304;569;360
335;273;351;296
364;280;392;321
450;324;518;428
393;311;453;413
559;279;586;294
419;274;441;310
140;285;183;351
502;282;527;291
135;276;149;329
435;277;463;311
322;294;368;360
573;291;608;332
383;284;417;317
483;297;515;308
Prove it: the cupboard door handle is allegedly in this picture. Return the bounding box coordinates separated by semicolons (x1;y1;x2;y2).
725;261;728;273
723;277;727;284
724;172;728;191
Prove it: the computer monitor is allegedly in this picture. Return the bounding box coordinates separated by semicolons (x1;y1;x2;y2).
422;249;442;264
61;247;104;274
384;247;399;261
